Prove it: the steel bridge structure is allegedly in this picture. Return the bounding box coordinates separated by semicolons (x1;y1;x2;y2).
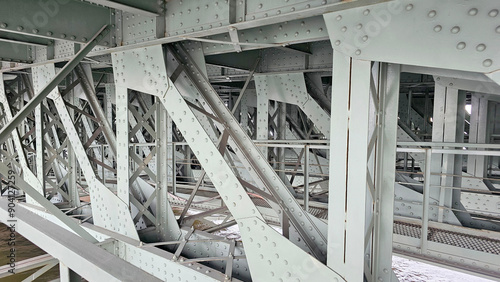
0;0;499;281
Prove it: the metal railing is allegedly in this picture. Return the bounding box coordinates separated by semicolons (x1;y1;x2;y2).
396;142;500;253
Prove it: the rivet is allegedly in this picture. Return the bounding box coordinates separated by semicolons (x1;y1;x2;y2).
489;9;499;17
336;15;342;21
405;4;413;11
363;9;370;16
428;10;436;18
362;35;368;41
334;40;341;46
341;26;347;32
450;26;460;34
468;8;478;16
17;26;24;31
355;49;361;55
476;44;486;52
0;23;7;28
32;29;39;34
433;25;442;32
456;42;466;50
356;23;362;29
483;59;493;67
496;26;500;33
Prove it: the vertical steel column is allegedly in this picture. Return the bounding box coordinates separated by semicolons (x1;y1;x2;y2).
59;261;80;282
66;80;80;207
467;94;488;177
406;89;413;126
156;99;181;241
421;148;432;253
487;102;496;177
35;96;45;201
104;83;115;179
172;144;177;195
278;102;287;183
371;63;401;282
256;85;268;155
430;84;446;212
104;83;114;127
240;94;249;131
304;144;310;212
431;84;465;223
451;92;467;217
185;146;192;180
115;86;130;203
328;51;371;282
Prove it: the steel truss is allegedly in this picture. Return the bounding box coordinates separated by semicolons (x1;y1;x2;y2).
0;0;499;281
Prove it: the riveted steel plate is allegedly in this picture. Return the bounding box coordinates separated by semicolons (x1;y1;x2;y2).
324;0;500;73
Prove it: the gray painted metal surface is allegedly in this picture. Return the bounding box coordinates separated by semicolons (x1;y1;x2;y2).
0;0;499;281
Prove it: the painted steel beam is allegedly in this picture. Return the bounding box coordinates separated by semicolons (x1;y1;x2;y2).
59;262;81;282
430;85;464;223
35;63;139;240
467;94;489;178
10;0;387;61
169;43;331;260
434;74;500;96
0;1;404;72
371;63;401;282
205;50;260;71
0;198;161;282
0;31;53;47
327;51;372;282
0;79;58;207
163;0;387;39
254;73;331;137
0;0;112;45
112;44;344;281
18;201;238;281
0;158;97;243
74;64;117;156
324;0;500;73
199;16;329;56
83;0;161;17
0;41;33;63
0;82;30;173
0;255;56;279
0;25;109;144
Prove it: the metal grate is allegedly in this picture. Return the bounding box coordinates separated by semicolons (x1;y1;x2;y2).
394;221;500;255
394;221;422;239
308;207;328;220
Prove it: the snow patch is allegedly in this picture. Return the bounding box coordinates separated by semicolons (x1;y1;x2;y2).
392;256;494;282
